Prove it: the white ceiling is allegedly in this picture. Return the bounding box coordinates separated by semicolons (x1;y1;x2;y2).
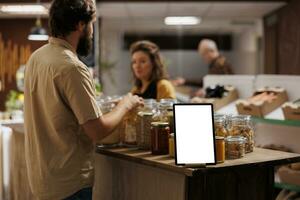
0;2;286;33
97;2;285;18
97;2;286;33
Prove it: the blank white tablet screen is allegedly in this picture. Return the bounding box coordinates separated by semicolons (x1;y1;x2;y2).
174;104;216;165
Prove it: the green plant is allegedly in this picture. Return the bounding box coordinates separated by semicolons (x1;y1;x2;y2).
99;59;118;85
5;90;24;111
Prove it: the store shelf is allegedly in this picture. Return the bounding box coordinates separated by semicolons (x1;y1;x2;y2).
216;100;300;127
275;182;300;193
252;117;300;127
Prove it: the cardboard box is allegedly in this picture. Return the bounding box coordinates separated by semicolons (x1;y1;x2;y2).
277;166;300;186
191;86;238;111
282;100;300;120
236;87;288;117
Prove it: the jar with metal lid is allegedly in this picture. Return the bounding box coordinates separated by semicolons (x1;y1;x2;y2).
136;99;157;150
214;114;228;137
228;115;254;153
141;99;157;112
225;136;246;159
151;122;170;155
153;99;177;134
215;136;225;163
96;96;121;147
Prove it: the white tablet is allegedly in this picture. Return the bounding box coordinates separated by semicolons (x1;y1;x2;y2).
174;104;216;166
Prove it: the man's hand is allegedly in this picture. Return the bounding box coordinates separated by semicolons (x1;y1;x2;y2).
171;77;185;86
82;93;143;142
117;93;144;112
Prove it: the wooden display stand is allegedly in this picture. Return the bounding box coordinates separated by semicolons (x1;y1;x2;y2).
94;147;300;200
236;87;288;117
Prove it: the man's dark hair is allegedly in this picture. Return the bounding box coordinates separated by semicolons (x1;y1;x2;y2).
49;0;96;37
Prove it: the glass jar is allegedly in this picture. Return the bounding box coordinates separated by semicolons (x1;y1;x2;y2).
225;136;246;159
169;133;175;157
97;97;121;147
153;99;177;133
228;115;254;153
215;136;225;163
141;99;157;112
151;122;170;155
123;108;138;146
136;99;157;150
214;114;228;137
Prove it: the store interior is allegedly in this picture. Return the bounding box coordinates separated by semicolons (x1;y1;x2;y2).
1;0;300;200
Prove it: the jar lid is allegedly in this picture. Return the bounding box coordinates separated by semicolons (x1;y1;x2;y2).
230;115;251;121
159;99;178;108
151;121;169;127
144;99;156;104
225;136;246;143
138;111;153;116
215;136;225;140
160;99;178;104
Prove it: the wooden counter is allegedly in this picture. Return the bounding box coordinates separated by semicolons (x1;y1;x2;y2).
94;147;300;200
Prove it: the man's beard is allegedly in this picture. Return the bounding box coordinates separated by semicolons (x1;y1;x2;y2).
76;28;93;56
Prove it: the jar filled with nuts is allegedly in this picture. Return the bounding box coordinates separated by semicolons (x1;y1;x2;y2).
225;136;246;159
214;114;228;137
228;115;254;153
136;99;157;150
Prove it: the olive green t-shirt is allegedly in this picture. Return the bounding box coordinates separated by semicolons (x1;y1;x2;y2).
24;37;102;200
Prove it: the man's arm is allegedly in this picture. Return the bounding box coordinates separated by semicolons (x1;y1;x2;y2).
82;93;143;142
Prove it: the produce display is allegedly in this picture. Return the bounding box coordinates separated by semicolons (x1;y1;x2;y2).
282;98;300;120
96;96;256;163
248;91;278;104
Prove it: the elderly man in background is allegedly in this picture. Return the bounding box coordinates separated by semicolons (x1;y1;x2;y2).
172;39;233;97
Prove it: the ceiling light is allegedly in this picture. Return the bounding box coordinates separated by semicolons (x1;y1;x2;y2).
0;5;47;15
164;16;201;26
28;18;48;41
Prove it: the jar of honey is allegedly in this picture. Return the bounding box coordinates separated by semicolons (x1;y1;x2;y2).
151;122;170;155
215;136;225;163
169;133;175;157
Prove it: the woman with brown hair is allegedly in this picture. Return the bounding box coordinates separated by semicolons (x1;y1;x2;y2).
130;40;176;100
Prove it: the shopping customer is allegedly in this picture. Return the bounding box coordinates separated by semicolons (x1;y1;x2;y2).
130;40;176;100
24;0;143;199
172;39;233;97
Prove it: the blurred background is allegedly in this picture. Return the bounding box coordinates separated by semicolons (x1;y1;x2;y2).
0;0;298;109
